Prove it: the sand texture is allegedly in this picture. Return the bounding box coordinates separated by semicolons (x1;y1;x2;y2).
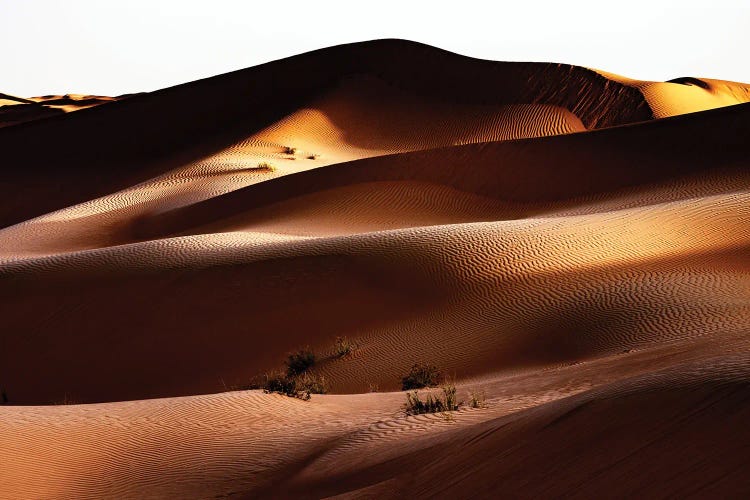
1;39;749;499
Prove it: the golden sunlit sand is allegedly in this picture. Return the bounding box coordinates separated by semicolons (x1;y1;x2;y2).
1;40;749;498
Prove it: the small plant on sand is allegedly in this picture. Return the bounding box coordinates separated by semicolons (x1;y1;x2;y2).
401;363;442;390
283;146;296;155
286;349;316;377
256;161;276;171
468;390;486;409
306;154;319;160
245;347;326;401
367;382;379;393
263;372;299;397
333;336;354;358
297;372;328;395
261;371;327;401
404;382;461;416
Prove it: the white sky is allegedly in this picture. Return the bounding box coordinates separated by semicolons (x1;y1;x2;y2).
2;0;749;96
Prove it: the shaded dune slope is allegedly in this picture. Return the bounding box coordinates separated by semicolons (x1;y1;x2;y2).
277;355;750;499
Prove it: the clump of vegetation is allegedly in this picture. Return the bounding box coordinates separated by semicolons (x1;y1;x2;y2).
404;382;460;415
256;161;276;171
297;372;327;395
307;154;319;160
286;349;316;377
333;336;354;358
260;371;327;401
263;372;298;396
468;391;486;409
245;348;329;401
401;363;442;390
367;382;379;393
283;146;297;155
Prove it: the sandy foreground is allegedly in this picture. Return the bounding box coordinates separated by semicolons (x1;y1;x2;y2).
1;40;749;498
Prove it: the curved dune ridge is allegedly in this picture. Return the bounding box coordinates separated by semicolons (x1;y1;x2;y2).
1;39;749;498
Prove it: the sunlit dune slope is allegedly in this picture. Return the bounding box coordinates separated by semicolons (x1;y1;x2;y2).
595;69;750;117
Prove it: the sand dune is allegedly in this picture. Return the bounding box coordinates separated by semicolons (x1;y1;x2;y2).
0;92;123;128
1;39;749;498
596;70;750;117
0;39;653;229
0;92;64;127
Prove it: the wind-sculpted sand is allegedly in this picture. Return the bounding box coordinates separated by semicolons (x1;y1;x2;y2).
1;40;749;498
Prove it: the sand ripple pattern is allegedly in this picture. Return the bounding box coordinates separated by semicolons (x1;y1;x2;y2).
2;40;750;498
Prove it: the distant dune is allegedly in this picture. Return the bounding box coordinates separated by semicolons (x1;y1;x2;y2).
1;39;749;499
0;92;127;128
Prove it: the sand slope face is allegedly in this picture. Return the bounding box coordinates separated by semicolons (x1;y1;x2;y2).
2;40;750;498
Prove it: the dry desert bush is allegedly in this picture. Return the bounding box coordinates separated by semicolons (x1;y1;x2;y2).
468;390;486;408
256;161;276;171
286;349;316;377
404;382;460;416
333;336;354;358
401;363;442;390
262;371;327;401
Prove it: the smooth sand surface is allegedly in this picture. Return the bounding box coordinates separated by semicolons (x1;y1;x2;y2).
1;40;749;498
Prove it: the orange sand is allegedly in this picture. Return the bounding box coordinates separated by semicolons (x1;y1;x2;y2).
1;40;749;498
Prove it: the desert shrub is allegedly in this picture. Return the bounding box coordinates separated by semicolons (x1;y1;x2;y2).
468;391;486;408
333;336;353;358
401;363;442;390
443;383;458;410
307;154;319;160
245;348;324;401
283;146;296;155
261;371;327;401
286;349;316;377
263;372;298;397
297;372;327;395
404;382;460;415
256;162;275;171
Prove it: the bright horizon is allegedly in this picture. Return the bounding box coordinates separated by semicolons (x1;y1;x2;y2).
2;0;749;97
